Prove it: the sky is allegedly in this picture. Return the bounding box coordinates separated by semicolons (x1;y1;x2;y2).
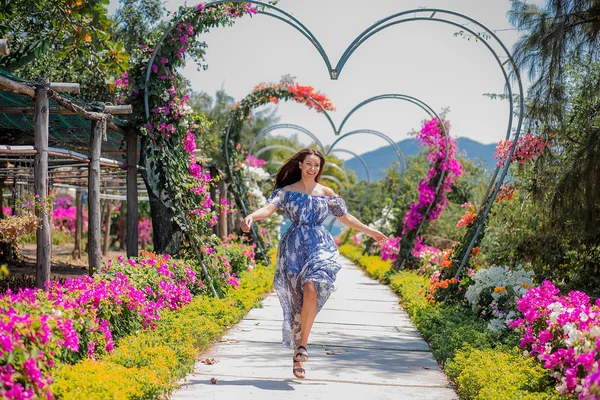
109;0;540;160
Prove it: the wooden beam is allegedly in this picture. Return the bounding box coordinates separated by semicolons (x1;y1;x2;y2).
0;74;35;97
34;79;51;289
0;104;132;115
104;105;132;115
88;119;104;274
73;189;82;260
0;75;126;134
126;130;138;257
49;82;80;94
0;39;9;56
48;91;126;135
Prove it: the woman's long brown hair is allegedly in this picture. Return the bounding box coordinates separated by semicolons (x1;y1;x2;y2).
274;148;326;190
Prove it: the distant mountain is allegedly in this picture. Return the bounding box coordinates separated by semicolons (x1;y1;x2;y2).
343;137;497;181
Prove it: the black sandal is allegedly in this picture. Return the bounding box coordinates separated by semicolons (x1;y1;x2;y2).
292;357;305;379
294;345;309;362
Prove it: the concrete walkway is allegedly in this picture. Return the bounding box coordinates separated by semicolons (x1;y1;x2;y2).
172;256;458;400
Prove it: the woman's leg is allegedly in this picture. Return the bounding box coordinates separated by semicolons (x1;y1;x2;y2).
299;281;318;348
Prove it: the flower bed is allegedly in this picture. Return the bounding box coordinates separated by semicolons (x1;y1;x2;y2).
339;244;561;399
52;257;275;399
511;281;600;398
0;247;271;399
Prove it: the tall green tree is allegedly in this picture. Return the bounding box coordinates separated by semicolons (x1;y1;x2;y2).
112;0;164;52
0;0;130;101
189;88;279;167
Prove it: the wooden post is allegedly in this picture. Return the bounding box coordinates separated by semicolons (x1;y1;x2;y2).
118;200;127;251
126;130;138;257
0;180;4;218
102;200;112;256
209;165;218;235
34;79;50;289
88;119;104;274
73;189;82;260
0;39;9;56
227;190;235;234
17;183;24;215
218;179;228;238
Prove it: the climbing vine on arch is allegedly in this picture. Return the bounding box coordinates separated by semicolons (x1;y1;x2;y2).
380;117;463;267
114;2;262;293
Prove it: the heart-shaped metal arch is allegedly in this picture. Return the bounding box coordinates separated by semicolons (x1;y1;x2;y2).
144;1;525;273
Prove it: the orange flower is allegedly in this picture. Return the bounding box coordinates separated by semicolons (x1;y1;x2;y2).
522;283;531;289
471;247;481;257
269;96;279;104
84;33;92;42
494;286;507;294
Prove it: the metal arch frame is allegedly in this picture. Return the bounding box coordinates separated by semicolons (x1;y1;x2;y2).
254;144;350;190
145;3;524;274
328;148;371;213
327;129;406;232
332;94;451;258
264;162;346;195
329;129;407;173
249;124;325;155
249;92;450;244
251;127;373;213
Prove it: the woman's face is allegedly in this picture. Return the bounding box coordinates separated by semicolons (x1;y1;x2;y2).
299;154;322;181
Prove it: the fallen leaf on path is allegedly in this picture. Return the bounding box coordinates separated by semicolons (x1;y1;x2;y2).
210;377;217;384
325;349;344;355
202;358;218;365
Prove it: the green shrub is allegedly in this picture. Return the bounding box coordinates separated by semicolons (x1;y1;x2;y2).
52;359;165;400
445;347;559;400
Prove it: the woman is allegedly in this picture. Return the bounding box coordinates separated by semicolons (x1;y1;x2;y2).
241;148;387;379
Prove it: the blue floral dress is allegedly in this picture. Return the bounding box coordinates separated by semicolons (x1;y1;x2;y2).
267;188;348;348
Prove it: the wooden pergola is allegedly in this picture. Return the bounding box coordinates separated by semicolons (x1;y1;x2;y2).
0;50;141;287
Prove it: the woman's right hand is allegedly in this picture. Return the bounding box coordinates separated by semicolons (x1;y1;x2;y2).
241;215;253;232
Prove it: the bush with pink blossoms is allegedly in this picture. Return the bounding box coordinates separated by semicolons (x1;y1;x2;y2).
244;155;266;168
381;237;401;262
0;291;80;399
0;251;206;399
511;280;600;398
52;196;82;233
493;132;553;167
138;218;152;245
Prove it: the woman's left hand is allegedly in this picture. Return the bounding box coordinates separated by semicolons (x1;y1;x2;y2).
371;230;388;245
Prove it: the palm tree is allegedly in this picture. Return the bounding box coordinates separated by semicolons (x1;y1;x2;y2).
508;0;600;117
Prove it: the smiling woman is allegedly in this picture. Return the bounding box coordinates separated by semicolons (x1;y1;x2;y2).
240;147;386;379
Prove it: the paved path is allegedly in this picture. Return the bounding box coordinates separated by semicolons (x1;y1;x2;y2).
172;256;458;400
